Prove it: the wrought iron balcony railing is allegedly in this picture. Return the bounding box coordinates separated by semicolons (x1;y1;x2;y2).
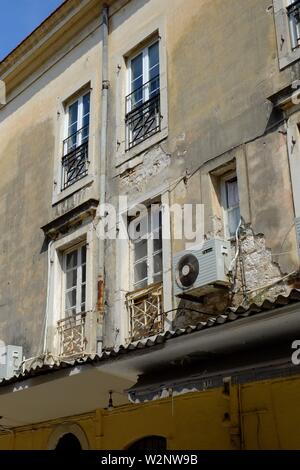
57;312;87;357
125;76;161;150
61;126;89;190
126;283;164;342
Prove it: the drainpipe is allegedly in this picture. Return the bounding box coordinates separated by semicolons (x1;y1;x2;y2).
97;4;109;353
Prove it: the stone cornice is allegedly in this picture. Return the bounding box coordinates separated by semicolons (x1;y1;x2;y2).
0;0;108;94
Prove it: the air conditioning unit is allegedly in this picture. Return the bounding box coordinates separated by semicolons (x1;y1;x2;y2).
0;345;23;380
173;239;232;298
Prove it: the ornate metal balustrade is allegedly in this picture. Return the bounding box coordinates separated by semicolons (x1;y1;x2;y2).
61;126;89;190
57;312;87;357
125;76;161;150
126;283;164;342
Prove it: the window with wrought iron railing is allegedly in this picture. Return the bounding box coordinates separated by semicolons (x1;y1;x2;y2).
61;91;90;190
61;126;89;190
125;40;161;150
288;0;300;49
125;76;161;150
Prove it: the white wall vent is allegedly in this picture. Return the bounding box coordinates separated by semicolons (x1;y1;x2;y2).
0;345;23;380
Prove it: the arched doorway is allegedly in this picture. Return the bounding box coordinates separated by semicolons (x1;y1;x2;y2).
55;433;82;452
48;423;89;450
128;436;167;451
55;433;82;451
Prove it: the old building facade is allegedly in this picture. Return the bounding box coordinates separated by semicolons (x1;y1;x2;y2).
1;0;300;449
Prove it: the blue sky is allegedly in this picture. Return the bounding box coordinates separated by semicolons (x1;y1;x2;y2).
0;0;65;60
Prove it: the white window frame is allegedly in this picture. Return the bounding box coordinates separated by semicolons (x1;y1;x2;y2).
287;0;300;49
221;173;240;239
114;18;168;169
64;92;90;155
62;243;87;318
130;205;163;291
113;188;173;346
44;223;96;356
273;0;300;68
52;82;95;206
126;40;161;152
127;39;160;110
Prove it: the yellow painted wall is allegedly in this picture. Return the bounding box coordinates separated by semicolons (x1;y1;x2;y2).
1;374;300;450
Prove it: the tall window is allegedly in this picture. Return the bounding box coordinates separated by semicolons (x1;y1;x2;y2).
63;245;87;317
62;92;90;190
131;206;162;290
222;176;240;238
126;40;161;150
288;0;300;49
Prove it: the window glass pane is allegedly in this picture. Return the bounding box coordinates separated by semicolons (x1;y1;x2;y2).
82;93;90;140
134;260;148;284
149;42;160;97
130;53;143;108
66;289;77;310
66;250;78;270
228;206;241;237
151;207;162;231
131;53;143;87
153;252;162;275
81;245;86;264
149;74;160;98
131;88;143;109
66;269;77;289
132;213;149;240
82;265;86;284
134;279;148;290
81;284;86;305
226;178;239;208
149;42;159;72
153;273;162;284
68;101;78;134
134;239;147;262
82;93;90;119
153;232;162;252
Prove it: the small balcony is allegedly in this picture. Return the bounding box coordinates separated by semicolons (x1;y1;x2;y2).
126;283;164;342
125;76;161;150
57;312;87;357
61;126;89;190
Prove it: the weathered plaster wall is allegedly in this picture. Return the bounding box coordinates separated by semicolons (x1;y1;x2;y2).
1;0;300;353
105;0;299;338
0;16;102;356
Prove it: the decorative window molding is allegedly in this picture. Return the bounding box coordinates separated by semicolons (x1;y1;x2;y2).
129;204;163;290
114;17;168;169
61;91;90;191
113;187;173;345
285;109;300;217
273;0;300;68
209;159;243;240
52;82;95;205
125;40;161;151
221;173;241;239
44;221;97;357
